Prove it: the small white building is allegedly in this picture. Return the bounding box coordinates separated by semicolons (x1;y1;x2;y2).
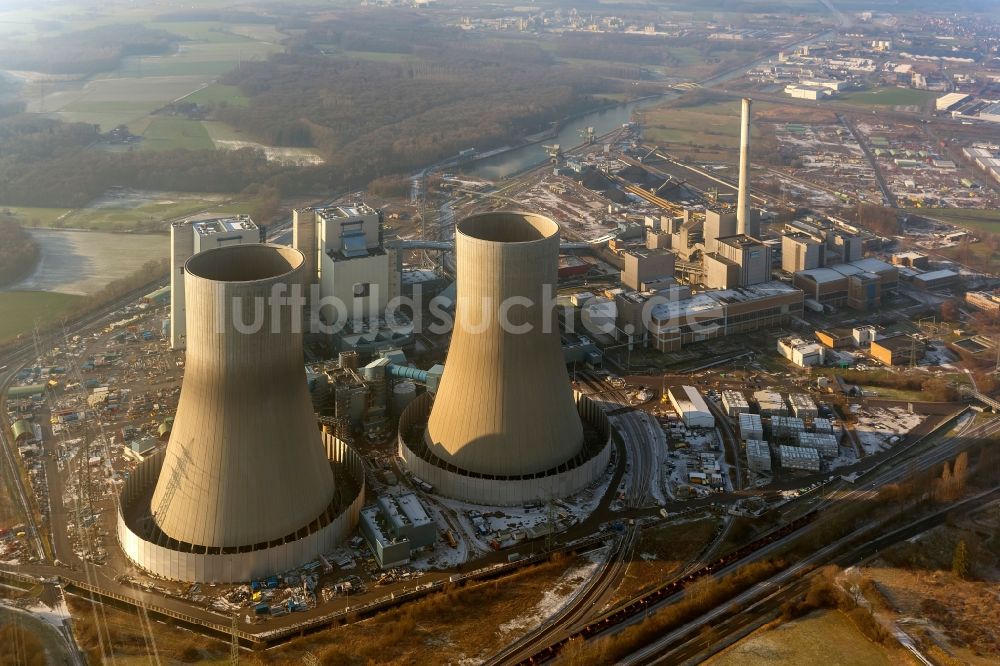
853;326;877;348
754;390;788;417
668;385;715;429
746;439;772;473
721;390;750;417
778;336;826;367
787;393;818;420
797;432;840;458
738;412;764;441
785;84;830;100
780;445;821;472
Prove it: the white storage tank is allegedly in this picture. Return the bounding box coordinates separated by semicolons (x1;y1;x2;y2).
392;381;418;417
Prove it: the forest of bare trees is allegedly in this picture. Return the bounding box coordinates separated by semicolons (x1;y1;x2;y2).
0;217;40;287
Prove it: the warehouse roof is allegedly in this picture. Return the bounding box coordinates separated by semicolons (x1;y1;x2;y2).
11;419;32;441
849;257;895;274
649;281;799;323
913;269;959;283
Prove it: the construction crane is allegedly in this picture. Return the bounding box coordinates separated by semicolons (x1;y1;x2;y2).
543;144;563;164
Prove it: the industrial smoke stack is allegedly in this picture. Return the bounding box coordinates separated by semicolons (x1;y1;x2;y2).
151;244;335;549
425;211;583;477
737;97;752;236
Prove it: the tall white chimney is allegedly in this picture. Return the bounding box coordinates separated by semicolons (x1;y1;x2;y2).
737;98;752;236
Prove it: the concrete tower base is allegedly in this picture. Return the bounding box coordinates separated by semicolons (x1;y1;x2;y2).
117;434;364;583
399;392;611;506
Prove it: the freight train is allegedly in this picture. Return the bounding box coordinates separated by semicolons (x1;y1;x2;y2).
519;509;820;664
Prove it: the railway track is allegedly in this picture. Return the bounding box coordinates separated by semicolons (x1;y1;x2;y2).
487;372;659;664
515;409;998;664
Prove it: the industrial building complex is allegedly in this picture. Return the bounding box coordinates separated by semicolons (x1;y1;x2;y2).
3;51;997;663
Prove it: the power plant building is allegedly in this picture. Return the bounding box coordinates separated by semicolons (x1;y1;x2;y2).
704;235;773;289
704;209;738;254
360;492;436;568
781;232;825;273
293;205;410;352
965;291;1000;315
778;336;826;367
793;258;898;310
621;248;676;290
641;281;803;353
169;215;262;350
118;244;364;582
398;212;611;505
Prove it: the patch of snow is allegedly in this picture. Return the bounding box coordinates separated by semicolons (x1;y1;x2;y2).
498;546;606;635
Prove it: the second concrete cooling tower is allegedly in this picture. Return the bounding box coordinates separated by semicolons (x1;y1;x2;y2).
116;244;364;582
399;212;611;505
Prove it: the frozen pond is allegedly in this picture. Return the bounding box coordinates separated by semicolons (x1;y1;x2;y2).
8;229;167;296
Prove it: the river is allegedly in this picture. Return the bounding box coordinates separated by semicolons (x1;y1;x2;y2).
470;95;675;180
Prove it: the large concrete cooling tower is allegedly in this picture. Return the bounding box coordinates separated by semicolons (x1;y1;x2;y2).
398;212;611;505
117;244;364;582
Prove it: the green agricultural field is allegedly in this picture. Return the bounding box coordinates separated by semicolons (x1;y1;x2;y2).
1;207;74;227
184;84;248;107
201;120;248;142
1;193;239;232
21;20;282;131
140;117;215;151
62;199;232;232
38;74;225;130
839;87;938;108
907;208;1000;234
0;292;86;343
119;40;279;78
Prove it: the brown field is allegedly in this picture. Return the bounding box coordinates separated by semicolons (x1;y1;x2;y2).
68;555;585;665
706;609;909;666
609;516;719;606
860;498;1000;665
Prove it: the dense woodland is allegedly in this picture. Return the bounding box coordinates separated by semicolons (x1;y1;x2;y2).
0;25;177;76
206;17;618;186
0;16;631;207
0;217;40;287
0;115;317;207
